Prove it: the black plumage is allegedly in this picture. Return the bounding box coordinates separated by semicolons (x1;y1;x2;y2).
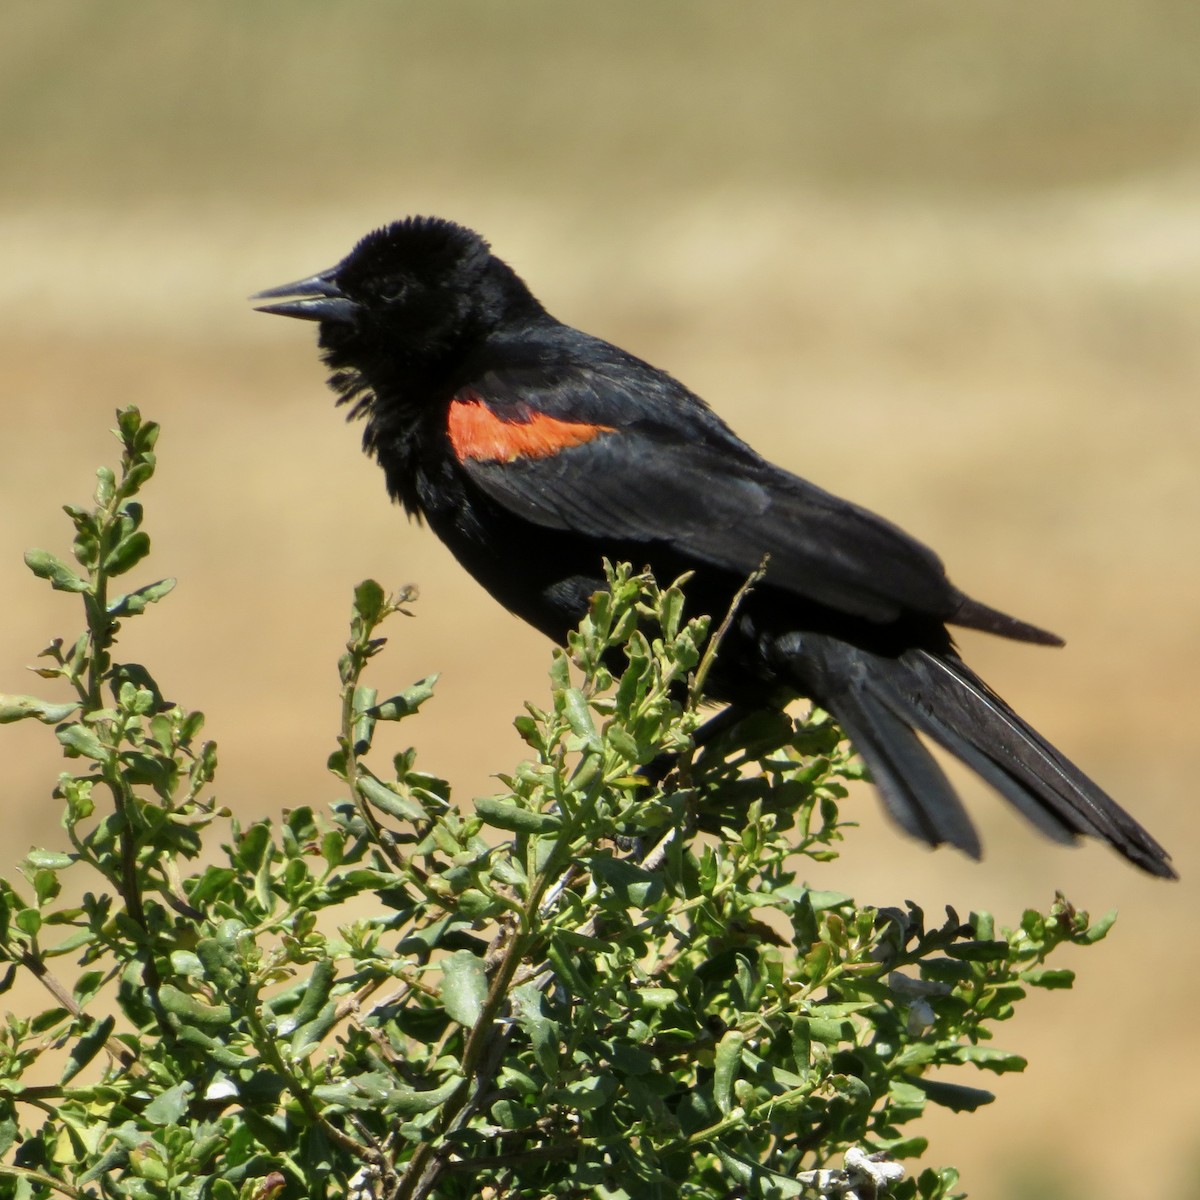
255;215;1174;878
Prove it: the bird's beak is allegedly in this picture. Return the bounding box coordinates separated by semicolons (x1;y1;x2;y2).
252;271;359;323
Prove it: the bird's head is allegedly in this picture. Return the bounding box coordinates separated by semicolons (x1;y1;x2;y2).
254;216;542;412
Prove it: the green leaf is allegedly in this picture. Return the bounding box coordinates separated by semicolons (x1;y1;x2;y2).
441;950;487;1027
800;1016;856;1045
0;695;80;725
32;869;60;906
158;984;233;1029
372;675;439;720
512;983;561;1081
357;773;427;821
353;579;386;624
608;1042;655;1077
56;723;110;761
94;466;115;506
713;1030;745;1115
390;1075;463;1116
473;795;560;835
491;1099;538;1130
15;907;41;935
291;999;338;1057
0;1117;17;1159
352;684;377;750
144;1081;192;1126
24;548;90;592
1021;967;1075;989
22;850;73;871
62;1014;116;1084
908;1076;995;1112
102;530;151;576
288;958;336;1029
945;939;1010;962
107;577;176;617
563;688;600;748
587;853;664;909
1079;909;1118;944
556;1073;616;1112
636;986;678;1010
951;1046;1027;1074
116;406;143;446
605;725;649;764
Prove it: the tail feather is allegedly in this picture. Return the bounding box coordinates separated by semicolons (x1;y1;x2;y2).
829;690;982;858
949;594;1064;647
784;634;1175;879
870;662;1084;846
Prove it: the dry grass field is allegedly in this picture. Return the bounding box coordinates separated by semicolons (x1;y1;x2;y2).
1;4;1197;1196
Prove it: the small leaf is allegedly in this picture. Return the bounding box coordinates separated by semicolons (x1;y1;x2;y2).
605;726;647;764
908;1076;995;1112
1079;909;1118;944
945;939;1010;963
107;577;176;617
144;1081;192;1126
372;675;439;721
291;999;338;1057
800;1016;855;1045
357;774;426;821
102;531;150;577
352;685;377;751
511;983;560;1081
353;579;386;624
389;1075;462;1116
951;1046;1027;1074
713;1030;745;1115
62;1015;116;1085
169;951;205;978
491;1099;538;1130
0;1117;17;1160
24;549;90;593
312;1073;388;1110
116;406;143;446
0;696;80;725
441;950;487;1028
94;466;115;506
1021;967;1075;990
587;853;663;910
562;688;600;748
555;1073;616;1112
279;958;335;1037
473;795;560;835
15;908;41;936
56;724;110;761
636;986;678;1010
158;984;233;1029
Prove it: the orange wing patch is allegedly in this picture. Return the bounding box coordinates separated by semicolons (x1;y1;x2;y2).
448;397;614;463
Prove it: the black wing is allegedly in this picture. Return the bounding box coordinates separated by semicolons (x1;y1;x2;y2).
452;350;970;628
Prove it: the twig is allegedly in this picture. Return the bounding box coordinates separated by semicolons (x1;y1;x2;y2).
18;947;139;1071
0;1165;88;1199
688;556;768;707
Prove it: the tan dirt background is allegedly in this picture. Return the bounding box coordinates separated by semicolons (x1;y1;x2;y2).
1;4;1197;1196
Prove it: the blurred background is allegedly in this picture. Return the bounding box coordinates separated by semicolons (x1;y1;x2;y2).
1;3;1197;1195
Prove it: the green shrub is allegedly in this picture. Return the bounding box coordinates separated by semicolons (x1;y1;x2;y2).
0;409;1113;1200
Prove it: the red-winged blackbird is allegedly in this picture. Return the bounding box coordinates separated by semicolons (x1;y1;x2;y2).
255;215;1174;878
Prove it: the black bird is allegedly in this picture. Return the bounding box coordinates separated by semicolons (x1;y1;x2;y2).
255;216;1174;877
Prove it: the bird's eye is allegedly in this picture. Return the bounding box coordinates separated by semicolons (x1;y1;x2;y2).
377;277;410;304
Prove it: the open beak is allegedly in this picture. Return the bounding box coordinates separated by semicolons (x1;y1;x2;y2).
252;271;359;323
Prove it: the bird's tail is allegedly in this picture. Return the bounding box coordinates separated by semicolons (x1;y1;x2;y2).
779;634;1175;878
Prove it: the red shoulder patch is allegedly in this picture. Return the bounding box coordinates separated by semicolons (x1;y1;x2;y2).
448;397;615;463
